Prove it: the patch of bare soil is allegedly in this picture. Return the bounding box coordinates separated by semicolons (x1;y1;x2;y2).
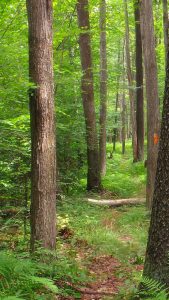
58;255;127;300
81;255;124;300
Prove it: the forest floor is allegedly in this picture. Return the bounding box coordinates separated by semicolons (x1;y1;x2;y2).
0;143;148;299
56;198;149;300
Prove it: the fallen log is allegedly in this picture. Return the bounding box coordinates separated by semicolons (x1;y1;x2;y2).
88;198;145;207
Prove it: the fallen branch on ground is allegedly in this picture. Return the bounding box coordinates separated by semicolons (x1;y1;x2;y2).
87;198;145;207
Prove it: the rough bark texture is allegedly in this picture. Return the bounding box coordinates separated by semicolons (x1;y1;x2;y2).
134;0;144;161
99;0;107;176
77;0;101;190
140;0;160;209
88;198;145;206
142;49;169;288
26;0;56;251
163;0;169;64
124;0;137;162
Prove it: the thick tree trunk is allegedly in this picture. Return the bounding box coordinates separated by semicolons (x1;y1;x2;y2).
124;0;137;162
99;0;107;176
26;0;57;251
142;49;169;289
163;0;169;64
77;0;101;191
140;0;160;209
134;0;144;161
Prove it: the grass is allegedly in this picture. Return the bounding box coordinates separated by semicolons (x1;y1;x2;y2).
59;198;149;262
103;142;146;198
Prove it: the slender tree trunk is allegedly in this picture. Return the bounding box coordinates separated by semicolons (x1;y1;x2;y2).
134;0;144;161
140;0;160;209
141;49;169;290
163;0;169;64
113;89;119;152
124;0;137;162
77;0;101;191
99;0;107;176
113;48;121;152
121;47;126;155
121;92;126;155
26;0;57;251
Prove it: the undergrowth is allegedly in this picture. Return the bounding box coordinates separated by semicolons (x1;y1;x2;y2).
0;141;149;299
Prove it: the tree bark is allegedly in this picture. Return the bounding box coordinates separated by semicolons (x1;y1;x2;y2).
77;0;101;191
141;48;169;289
140;0;160;209
26;0;57;251
121;49;126;155
113;48;121;152
113;89;119;152
163;0;169;64
134;0;144;161
99;0;107;176
121;92;126;155
124;0;137;162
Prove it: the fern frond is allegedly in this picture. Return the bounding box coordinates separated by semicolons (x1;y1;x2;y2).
139;276;168;300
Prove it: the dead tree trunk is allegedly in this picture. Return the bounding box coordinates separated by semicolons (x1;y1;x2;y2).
26;0;57;251
134;0;144;161
124;0;137;162
99;0;107;176
140;0;160;209
77;0;101;191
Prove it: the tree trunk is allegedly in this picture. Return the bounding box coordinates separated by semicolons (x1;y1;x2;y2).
121;49;126;155
26;0;57;251
77;0;101;191
162;0;169;64
141;49;169;290
134;0;144;161
140;0;160;209
113;48;121;152
121;92;126;155
99;0;107;176
113;89;119;152
124;0;137;162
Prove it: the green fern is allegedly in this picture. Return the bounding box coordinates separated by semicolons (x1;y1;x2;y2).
139;276;168;300
0;252;58;299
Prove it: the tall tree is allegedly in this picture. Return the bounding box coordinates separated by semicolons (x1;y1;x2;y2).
134;0;144;161
162;0;169;64
141;46;169;291
77;0;101;190
124;0;137;162
26;0;57;250
99;0;107;176
140;0;160;208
